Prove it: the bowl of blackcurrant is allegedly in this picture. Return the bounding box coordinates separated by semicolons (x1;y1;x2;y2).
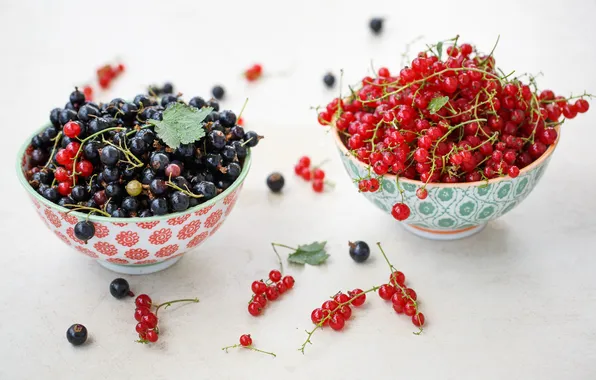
320;39;591;240
17;88;261;274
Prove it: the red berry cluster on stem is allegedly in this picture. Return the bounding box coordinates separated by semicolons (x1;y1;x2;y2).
248;270;295;316
97;62;125;89
294;155;332;193
300;242;424;353
134;294;199;344
318;36;591;221
222;334;276;357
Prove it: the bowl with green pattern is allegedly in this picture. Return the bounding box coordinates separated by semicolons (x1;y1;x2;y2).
333;127;559;240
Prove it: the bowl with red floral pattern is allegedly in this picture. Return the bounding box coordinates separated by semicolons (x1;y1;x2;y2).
16;128;251;275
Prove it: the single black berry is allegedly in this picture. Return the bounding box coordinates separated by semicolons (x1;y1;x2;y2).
369;18;384;35
189;96;206;109
109;278;133;299
74;221;95;243
43;187;59;202
208;130;226;150
266;172;285;193
133;94;152;108
162;83;174;94
161;94;178;107
226;162;241;180
50;108;62;127
349;241;370;263
212;85;225;100
70;88;86;105
66;324;88;346
150;152;170;172
193;181;216;200
150;198;168;215
59;108;78;125
100;145;120;166
323;73;336;88
71;185;88;202
78;104;100;122
207;99;220;112
219;110;237;128
150;179;167;196
122;196;140;212
170;191;189;212
244;131;260;147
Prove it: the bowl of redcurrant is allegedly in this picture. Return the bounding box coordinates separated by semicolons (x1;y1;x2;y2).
17;89;260;274
320;38;590;240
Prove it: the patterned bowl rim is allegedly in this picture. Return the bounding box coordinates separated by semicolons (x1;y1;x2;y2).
331;123;560;188
15;124;252;223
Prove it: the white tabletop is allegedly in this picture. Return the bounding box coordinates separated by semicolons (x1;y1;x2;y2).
1;0;596;379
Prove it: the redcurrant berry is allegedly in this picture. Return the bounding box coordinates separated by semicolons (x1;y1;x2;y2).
135;294;152;308
268;270;282;283
378;284;396;300
248;302;262;316
239;334;252;347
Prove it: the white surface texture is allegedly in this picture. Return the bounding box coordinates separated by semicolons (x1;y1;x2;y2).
1;0;596;379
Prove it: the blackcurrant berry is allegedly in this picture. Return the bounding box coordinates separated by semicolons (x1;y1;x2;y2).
74;221;95;242
139;209;152;217
208;130;226;150
71;185;88;202
83;141;101;161
59;108;78;125
266;172;285;193
43;187;60;202
211;86;224;100
141;168;156;185
189;96;206;109
100;145;120;166
231;141;247;158
219;110;237;128
207;100;220;112
150;198;168;215
122;196;140;212
161;94;178;107
133;94;152;108
323;73;336;88
176;143;194;158
226;163;241;180
130;137;147;156
120;103;138;122
349;241;370;263
193;181;216;200
109;278;133;299
58;196;75;207
41;126;58;143
162;83;174;94
102;166;120;183
150;179;167;196
170;191;189;211
221;145;237;163
66;324;88;346
204;154;221;170
369;17;384;34
105;183;123;200
111;208;128;218
150;152;170;172
244;131;260;147
69;88;85;106
230;125;244;140
205;111;219;123
50;108;62;127
136;129;155;145
77;104;100;122
31;134;44;148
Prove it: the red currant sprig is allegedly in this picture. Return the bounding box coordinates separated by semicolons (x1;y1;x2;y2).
294;156;334;193
222;334;276;357
248;270;295;316
301;287;378;353
377;243;425;333
134;294;199;344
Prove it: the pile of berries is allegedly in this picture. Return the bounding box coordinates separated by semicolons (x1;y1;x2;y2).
248;270;295;316
318;38;591;220
310;289;366;331
293;156;329;193
25;87;261;218
244;64;263;82
134;293;199;343
97;63;126;90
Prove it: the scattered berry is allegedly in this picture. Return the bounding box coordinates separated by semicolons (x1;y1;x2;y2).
369;18;384;34
66;324;88;346
239;334;252;347
266;172;285;193
349;241;370;263
74;221;95;243
212;85;225;100
323;73;336;88
110;278;134;299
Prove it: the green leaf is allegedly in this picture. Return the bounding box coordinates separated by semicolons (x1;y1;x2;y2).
427;96;449;114
288;241;329;265
436;41;443;59
148;103;213;149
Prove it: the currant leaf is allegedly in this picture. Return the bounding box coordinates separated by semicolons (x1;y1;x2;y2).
148;103;213;149
288;241;329;265
427;96;449;114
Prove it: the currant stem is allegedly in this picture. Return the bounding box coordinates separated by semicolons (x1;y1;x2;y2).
222;344;277;358
270;243;287;274
154;298;199;317
236;98;249;121
43;131;63;169
64;204;111;217
166;181;204;199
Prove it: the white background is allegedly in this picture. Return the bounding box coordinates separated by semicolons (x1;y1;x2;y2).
1;0;596;379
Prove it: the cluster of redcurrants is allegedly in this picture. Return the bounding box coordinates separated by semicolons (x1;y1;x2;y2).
244;64;263;82
248;270;295;316
134;294;161;343
293;156;328;193
97;63;126;90
310;289;367;331
379;271;425;328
